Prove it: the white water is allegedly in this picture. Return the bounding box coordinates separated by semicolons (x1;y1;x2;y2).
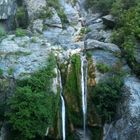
81;54;88;138
58;70;66;140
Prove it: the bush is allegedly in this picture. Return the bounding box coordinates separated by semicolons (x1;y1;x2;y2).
16;6;28;28
6;53;60;140
96;63;110;73
0;69;3;77
93;75;124;123
15;28;27;37
0;25;6;37
111;1;140;76
86;0;115;14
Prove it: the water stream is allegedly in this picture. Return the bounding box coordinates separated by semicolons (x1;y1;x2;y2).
58;69;66;140
81;54;88;138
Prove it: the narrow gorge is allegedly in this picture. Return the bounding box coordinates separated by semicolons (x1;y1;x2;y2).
0;0;140;140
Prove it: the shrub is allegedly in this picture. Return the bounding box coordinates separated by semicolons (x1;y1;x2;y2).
15;28;27;37
16;6;28;28
93;75;124;123
0;25;6;37
0;69;3;77
96;63;110;73
85;0;115;14
111;0;140;76
6;53;60;139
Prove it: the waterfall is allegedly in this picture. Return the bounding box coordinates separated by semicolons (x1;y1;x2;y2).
81;54;88;138
58;69;66;140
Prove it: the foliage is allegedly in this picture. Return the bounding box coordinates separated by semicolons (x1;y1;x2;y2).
38;7;53;19
57;8;69;26
15;28;27;37
93;74;124;123
16;6;28;28
111;0;140;76
6;53;60;140
96;63;110;73
0;25;6;38
85;0;115;14
0;69;3;77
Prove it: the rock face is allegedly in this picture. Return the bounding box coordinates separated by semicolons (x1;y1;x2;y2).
0;0;17;30
0;0;16;19
103;76;140;140
85;39;121;53
23;0;46;20
59;0;79;24
0;35;58;79
45;8;62;28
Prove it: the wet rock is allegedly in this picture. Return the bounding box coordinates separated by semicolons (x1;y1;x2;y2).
102;15;115;28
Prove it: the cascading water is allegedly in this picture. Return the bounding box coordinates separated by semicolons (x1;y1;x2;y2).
58;69;66;140
81;54;88;138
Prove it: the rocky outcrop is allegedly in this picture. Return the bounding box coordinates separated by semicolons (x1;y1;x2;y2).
0;0;17;30
23;0;47;20
0;0;16;19
44;8;62;28
103;76;140;140
85;39;121;53
0;35;59;79
102;15;115;28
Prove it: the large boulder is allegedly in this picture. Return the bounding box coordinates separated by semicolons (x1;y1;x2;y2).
102;15;115;28
85;39;121;53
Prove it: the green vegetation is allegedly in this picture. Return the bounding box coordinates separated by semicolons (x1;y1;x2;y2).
8;67;14;76
64;54;82;126
86;0;115;14
16;6;28;28
15;28;27;37
96;63;110;73
93;71;124;123
0;25;6;37
38;7;53;19
0;69;3;77
111;0;140;76
6;53;60;140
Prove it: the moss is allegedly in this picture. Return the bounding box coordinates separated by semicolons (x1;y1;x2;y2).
64;54;82;127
